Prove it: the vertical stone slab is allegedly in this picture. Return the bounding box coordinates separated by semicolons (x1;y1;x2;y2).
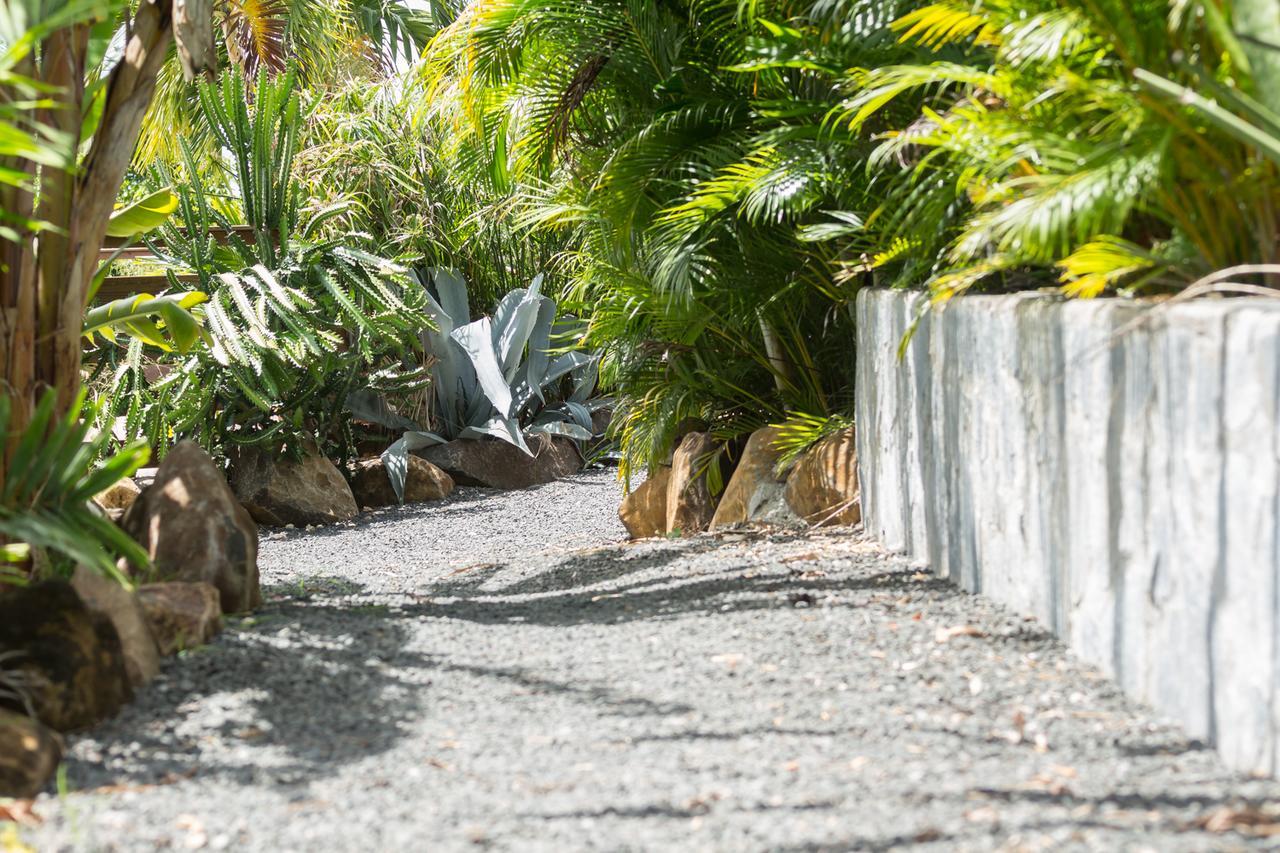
1145;305;1226;742
855;294;879;539
873;292;909;551
1113;315;1159;707
1059;300;1129;676
900;291;933;562
1216;305;1280;774
1015;296;1067;628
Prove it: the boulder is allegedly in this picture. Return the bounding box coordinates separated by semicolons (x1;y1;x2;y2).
417;434;581;490
123;440;261;614
619;467;671;539
231;443;359;527
93;477;140;511
784;426;861;527
666;431;717;535
710;426;798;530
0;709;62;798
350;456;454;508
70;567;160;688
0;581;131;731
590;406;614;438
137;583;222;656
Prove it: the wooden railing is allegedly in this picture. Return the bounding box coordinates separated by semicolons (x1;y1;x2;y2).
95;225;260;302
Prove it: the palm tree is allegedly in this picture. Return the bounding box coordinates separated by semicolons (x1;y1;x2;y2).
838;0;1280;300
134;0;459;166
418;0;920;475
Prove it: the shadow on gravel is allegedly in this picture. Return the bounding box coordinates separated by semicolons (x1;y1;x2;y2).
57;536;1054;797
60;584;431;792
400;539;962;628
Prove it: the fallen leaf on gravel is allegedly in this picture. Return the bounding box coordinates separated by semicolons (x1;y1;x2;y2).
965;806;1000;824
935;624;987;643
1197;805;1280;835
682;793;719;814
175;815;208;850
911;572;931;582
711;653;745;669
0;802;40;826
782;552;819;563
913;827;943;842
1025;773;1073;797
426;758;454;771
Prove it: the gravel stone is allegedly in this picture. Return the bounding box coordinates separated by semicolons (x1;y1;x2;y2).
19;470;1280;851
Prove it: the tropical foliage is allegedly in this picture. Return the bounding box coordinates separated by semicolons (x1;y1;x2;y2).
843;0;1280;300
417;0;911;477
98;70;428;465
5;0;1280;570
414;0;1280;475
0;389;149;582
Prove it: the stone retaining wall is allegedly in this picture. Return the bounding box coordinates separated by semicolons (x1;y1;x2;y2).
855;288;1280;776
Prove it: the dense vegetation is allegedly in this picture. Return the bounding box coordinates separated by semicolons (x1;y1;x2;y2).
3;0;1279;572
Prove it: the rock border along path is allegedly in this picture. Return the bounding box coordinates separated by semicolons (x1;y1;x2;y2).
19;471;1280;850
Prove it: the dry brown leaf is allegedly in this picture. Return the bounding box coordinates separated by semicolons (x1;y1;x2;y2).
1198;805;1280;835
0;801;40;826
935;624;987;643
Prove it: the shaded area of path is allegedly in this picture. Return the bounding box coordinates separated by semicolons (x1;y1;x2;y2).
21;471;1280;850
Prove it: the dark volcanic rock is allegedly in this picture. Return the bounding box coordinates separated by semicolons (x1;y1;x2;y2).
0;581;130;731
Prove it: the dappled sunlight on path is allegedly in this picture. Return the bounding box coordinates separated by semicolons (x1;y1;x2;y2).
22;472;1280;851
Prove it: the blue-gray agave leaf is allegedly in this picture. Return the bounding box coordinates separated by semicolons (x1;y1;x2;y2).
459;416;532;454
451;317;514;419
381;430;448;503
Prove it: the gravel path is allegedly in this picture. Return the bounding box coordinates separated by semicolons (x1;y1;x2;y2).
18;470;1280;851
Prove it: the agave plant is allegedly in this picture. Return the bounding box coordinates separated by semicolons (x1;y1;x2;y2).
378;269;602;501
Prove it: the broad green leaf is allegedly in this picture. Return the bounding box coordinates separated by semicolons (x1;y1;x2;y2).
105;187;178;238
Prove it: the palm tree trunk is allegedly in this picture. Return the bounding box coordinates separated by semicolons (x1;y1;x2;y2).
0;0;179;475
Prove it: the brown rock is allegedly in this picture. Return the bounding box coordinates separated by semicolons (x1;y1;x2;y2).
70;567;160;688
710;426;798;530
231;442;359;527
417;434;581;490
590;406;614;438
0;581;131;731
784;426;861;527
666;432;717;535
0;709;62;798
94;477;141;511
123;441;261;613
350;456;454;508
619;467;671;539
137;582;222;656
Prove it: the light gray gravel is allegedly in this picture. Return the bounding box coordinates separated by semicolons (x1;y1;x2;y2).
17;469;1280;851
